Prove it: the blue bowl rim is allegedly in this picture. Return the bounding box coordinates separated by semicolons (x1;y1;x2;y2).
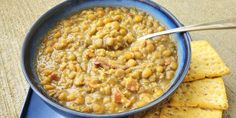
21;0;191;117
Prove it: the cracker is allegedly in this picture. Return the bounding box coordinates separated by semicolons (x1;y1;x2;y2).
185;40;230;82
170;78;228;110
160;106;222;118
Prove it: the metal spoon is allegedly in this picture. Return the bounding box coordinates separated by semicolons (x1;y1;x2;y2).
137;19;236;40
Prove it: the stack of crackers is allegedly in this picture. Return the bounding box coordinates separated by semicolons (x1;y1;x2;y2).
131;40;230;118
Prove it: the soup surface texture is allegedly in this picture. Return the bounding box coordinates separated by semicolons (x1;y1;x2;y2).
36;7;178;113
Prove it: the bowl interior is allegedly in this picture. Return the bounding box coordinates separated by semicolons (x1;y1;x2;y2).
22;0;191;117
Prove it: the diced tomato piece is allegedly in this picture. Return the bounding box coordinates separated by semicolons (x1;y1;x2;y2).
93;61;102;68
113;88;122;103
114;92;122;103
50;73;59;81
128;13;133;16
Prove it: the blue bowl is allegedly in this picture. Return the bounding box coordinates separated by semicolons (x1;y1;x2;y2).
21;0;191;118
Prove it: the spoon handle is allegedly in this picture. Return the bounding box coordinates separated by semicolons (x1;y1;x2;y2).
138;19;236;40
